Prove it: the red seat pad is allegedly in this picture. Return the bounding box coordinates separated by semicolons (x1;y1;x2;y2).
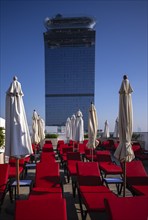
126;161;148;185
105;196;148;220
131;185;148;196
85;155;97;161
99;162;122;174
15;198;67;220
0;164;9;191
28;187;62;200
8;166;24;178
79;185;116;211
68;161;78;175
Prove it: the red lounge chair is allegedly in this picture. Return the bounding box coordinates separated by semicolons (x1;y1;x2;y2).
42;143;54;152
84;148;97;162
96;150;123;178
60;145;73;166
104;196;148;220
8;158;25;179
66;152;81;197
0;164;10;208
125;160;148;192
28;187;62;200
40;151;56;163
15;197;67;220
29;162;63;199
130;185;148;196
76;161;116;219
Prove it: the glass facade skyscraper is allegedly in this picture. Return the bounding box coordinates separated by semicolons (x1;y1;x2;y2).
44;14;96;130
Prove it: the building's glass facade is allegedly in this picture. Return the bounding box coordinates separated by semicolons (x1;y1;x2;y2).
44;15;96;130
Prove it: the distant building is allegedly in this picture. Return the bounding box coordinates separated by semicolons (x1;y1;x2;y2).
43;14;96;130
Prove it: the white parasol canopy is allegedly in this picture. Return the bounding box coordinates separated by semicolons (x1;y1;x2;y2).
87;103;98;149
5;76;33;158
5;76;33;196
38;115;45;147
103;120;110;138
114;75;135;196
70;114;76;141
114;76;135;162
74;110;84;143
113;117;119;138
32;110;40;144
65;117;71;143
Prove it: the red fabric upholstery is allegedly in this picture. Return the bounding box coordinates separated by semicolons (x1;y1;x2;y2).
0;164;9;206
104;196;148;220
96;150;112;162
8;166;24;179
76;161;117;218
15;198;67;220
9;158;25;167
99;162;122;175
85;148;97;161
34;162;61;188
80;186;116;211
28;187;62;200
130;185;148;196
67;152;81;161
42;143;53;152
96;151;122;176
76;161;102;186
45;140;52;144
126;160;148;186
40;152;56;163
67;152;81;176
78;143;87;154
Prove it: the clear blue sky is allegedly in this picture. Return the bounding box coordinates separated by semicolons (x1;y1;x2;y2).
0;0;147;132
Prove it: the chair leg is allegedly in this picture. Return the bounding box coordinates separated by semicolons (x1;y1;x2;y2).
77;188;85;220
72;179;76;198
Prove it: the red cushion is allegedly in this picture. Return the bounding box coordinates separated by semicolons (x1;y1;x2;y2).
131;185;148;196
28;187;62;200
9;166;24;179
85;155;97;161
15;198;67;220
99;162;122;174
0;164;9;191
79;186;116;211
105;196;148;220
126;161;148;185
67;161;77;175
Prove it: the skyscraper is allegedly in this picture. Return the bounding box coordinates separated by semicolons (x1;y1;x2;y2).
44;14;96;130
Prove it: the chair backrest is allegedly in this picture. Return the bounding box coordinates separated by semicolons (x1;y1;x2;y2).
42;144;53;152
126;160;148;177
62;146;73;154
67;152;81;161
125;160;148;185
35;162;60;188
0;164;9;191
85;148;96;156
104;196;148;220
76;161;102;186
96;150;112;163
9;158;25;167
40;152;55;163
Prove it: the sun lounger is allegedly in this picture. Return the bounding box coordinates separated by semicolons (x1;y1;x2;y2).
15;197;67;220
104;196;148;220
76;161;116;219
0;164;10;208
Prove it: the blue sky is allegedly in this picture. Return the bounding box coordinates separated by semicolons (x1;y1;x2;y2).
0;0;147;132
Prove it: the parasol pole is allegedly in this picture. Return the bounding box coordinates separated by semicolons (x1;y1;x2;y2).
123;160;126;197
91;148;93;162
16;158;20;197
